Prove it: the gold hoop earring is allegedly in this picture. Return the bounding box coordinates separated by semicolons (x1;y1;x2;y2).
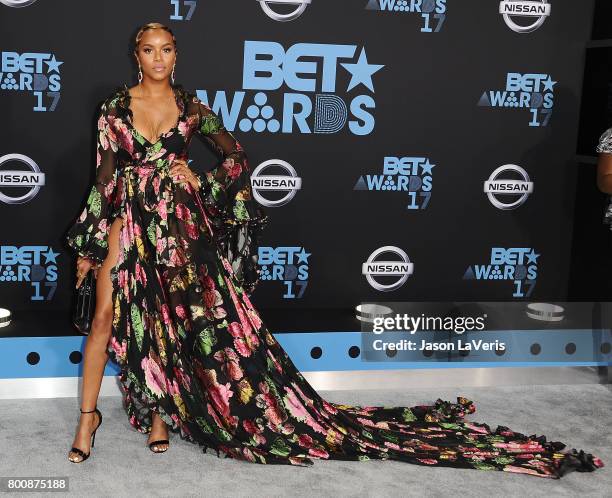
138;66;143;84
171;64;175;85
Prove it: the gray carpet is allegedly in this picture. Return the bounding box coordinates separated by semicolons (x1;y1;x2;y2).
1;384;610;497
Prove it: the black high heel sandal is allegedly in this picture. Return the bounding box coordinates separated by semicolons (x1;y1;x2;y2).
148;439;170;453
148;411;169;453
68;406;103;463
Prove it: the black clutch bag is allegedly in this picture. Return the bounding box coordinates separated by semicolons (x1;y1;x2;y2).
72;270;96;334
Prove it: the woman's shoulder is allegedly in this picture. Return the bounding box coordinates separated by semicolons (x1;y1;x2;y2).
94;84;130;116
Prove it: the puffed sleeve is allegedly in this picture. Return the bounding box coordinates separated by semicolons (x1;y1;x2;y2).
65;101;119;267
596;128;612;154
193;98;269;295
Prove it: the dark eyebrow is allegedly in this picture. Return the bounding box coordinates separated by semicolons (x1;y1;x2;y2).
141;42;173;47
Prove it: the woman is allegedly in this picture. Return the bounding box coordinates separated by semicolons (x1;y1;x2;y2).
65;22;604;478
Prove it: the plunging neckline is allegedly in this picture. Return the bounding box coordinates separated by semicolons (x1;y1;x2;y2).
122;83;185;146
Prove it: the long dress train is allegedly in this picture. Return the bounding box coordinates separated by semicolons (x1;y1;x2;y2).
65;83;604;479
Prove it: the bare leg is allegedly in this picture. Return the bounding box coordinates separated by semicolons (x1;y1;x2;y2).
68;216;123;462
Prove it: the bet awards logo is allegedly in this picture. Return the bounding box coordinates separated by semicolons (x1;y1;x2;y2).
0;153;45;204
196;41;384;136
484;164;533;210
251;160;302;207
0;0;38;6
0;51;63;110
257;0;312;21
478;72;556;127
464;247;539;298
0;245;59;301
258;246;311;298
499;1;551;34
362;246;414;292
354;156;435;210
365;0;448;33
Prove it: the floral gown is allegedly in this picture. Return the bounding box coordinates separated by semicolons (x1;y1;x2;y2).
65;83;604;479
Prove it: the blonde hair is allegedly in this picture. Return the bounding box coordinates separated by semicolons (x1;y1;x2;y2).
133;22;177;53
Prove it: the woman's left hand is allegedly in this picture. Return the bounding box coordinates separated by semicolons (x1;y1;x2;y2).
170;158;201;191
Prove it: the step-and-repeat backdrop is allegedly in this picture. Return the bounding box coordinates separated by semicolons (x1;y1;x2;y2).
0;1;594;326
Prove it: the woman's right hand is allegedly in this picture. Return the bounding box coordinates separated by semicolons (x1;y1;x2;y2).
76;256;98;289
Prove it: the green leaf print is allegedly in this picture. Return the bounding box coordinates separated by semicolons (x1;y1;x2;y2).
380;431;399;444
269;437;291;457
130;303;144;351
233;200;249;222
198;327;217;356
200;114;222;135
87;188;102;218
195;417;214;434
362;430;374;440
439;422;462;430
195;411;231;441
493;456;516;465
358;455;371;461
264;375;282;405
402;408;417;422
147;219;157;246
216;273;225;288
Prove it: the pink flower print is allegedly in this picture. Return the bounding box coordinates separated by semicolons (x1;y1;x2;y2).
243;420;260;435
158;198;168;221
166;378;181;397
173;366;192;392
464;422;489;434
201;369;234;420
356;417;377;428
213;347;244;381
118;269;129;300
148;147;166;162
228;321;259;357
109;336;127;362
203;288;220;309
141;356;166;397
221;157;242;181
281;387;326;434
185;219;199;239
255;381;286;427
283;387;309;421
298;434;314;448
416;458;438;465
133;220;143;239
322;400;338;415
502;465;547;477
384;441;401;451
175;304;187;320
134;261;147;287
266;350;283;374
77;206;88;223
308;447;329;459
94;219;108;241
178;120;190;137
175;203;192;221
112;118;134;155
246;308;263;331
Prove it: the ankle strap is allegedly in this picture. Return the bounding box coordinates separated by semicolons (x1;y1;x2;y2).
80;407;97;413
